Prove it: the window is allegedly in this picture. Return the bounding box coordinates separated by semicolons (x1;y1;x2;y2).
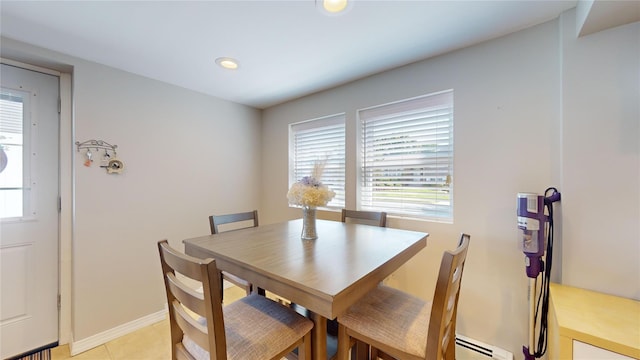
289;114;345;208
0;88;33;219
359;90;453;221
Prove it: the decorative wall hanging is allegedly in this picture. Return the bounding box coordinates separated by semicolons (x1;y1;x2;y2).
75;139;124;174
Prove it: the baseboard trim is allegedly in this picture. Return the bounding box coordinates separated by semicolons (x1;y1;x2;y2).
69;308;167;356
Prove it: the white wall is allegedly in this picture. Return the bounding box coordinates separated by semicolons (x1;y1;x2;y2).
71;60;263;340
1;38;263;342
261;13;640;356
262;19;560;354
560;12;640;299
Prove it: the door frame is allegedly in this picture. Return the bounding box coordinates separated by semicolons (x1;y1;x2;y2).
0;57;73;346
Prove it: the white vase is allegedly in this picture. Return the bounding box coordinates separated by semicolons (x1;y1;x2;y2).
301;206;318;240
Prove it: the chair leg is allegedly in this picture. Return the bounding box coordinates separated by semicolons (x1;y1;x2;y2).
298;332;311;360
337;323;350;360
355;340;369;360
371;347;379;359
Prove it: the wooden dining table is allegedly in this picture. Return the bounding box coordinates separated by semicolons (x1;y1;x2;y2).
182;218;428;360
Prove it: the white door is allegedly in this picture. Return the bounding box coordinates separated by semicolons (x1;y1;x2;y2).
0;63;60;358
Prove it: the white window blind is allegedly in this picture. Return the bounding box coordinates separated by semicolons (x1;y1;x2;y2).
359;90;453;221
290;114;345;208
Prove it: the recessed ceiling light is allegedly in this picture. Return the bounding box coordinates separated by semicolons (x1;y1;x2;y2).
322;0;349;14
215;57;239;70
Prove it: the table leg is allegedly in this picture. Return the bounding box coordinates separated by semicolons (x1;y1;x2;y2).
310;312;327;360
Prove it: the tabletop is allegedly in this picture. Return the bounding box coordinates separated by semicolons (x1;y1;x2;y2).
183;219;428;319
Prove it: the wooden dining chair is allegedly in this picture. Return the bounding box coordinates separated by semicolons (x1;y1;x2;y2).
158;240;313;360
208;210;260;297
336;233;471;360
341;209;387;227
326;209;388;336
209;210;259;235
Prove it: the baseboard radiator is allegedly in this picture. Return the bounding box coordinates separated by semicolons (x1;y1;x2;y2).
455;334;514;360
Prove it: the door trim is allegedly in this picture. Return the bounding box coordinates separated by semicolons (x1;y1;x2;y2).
59;72;72;346
0;58;60;77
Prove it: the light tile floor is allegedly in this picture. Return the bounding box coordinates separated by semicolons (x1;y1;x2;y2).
51;286;248;360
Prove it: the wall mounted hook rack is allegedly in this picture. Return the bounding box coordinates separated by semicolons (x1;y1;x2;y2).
75;139;117;154
75;139;124;174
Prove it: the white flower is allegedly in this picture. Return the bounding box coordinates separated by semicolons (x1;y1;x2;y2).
287;160;335;207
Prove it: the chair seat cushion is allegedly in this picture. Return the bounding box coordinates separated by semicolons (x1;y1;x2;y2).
183;294;313;360
338;284;431;359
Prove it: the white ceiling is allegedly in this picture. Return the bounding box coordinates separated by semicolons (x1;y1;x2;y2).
0;1;587;109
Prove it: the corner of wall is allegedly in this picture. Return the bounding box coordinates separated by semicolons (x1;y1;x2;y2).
575;0;594;36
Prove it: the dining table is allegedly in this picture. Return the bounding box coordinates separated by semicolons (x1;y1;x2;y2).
182;218;428;360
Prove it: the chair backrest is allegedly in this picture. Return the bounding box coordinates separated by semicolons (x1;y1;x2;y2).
158;240;226;360
426;233;470;360
341;209;387;227
209;210;259;235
